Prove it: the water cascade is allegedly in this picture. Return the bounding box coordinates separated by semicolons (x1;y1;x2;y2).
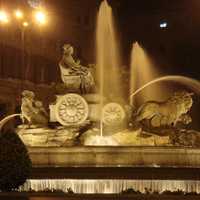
20;179;200;194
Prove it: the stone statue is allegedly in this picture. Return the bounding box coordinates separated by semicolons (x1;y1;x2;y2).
59;44;95;93
134;91;193;128
21;90;48;127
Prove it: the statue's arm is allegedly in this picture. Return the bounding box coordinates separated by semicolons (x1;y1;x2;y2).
62;55;81;71
60;54;88;75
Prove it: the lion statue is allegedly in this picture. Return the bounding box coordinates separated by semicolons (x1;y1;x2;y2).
134;91;193;128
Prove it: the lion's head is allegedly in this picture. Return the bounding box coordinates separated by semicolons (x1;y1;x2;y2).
168;91;193;114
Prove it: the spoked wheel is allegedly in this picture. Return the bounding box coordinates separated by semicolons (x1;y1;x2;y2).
102;102;125;125
55;93;89;126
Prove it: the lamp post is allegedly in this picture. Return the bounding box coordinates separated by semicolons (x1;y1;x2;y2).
21;23;25;80
14;9;26;83
0;8;48;83
15;9;47;81
0;10;9;78
34;10;47;83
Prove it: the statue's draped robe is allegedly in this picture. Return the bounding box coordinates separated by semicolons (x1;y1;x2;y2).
59;53;94;93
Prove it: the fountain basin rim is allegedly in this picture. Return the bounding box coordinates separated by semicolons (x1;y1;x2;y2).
29;146;200;168
29;146;200;152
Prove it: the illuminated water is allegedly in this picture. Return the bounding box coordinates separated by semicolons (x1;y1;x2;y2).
84;135;118;146
130;75;200;103
0;113;22;131
96;0;122;137
20;179;200;193
130;42;162;104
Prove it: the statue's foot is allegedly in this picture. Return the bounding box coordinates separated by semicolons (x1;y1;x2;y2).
29;124;46;129
17;124;30;129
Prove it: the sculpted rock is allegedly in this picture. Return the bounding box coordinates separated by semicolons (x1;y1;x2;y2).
16;127;80;147
21;90;48;127
170;129;200;147
135;91;193;128
59;44;95;93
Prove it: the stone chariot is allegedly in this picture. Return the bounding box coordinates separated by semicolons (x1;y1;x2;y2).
49;44;126;127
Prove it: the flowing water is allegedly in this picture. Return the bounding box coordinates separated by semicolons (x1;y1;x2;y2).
130;75;200;103
96;0;122;136
20;179;200;193
130;42;162;104
0;113;22;131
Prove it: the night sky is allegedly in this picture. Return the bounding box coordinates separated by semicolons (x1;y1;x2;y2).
111;0;200;78
3;0;200;79
55;0;200;79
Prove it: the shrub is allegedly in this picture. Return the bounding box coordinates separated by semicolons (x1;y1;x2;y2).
0;130;32;191
121;188;141;194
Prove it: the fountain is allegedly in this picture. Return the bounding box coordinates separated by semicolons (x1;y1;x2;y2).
1;0;200;194
96;0;124;137
0;0;200;178
0;0;199;148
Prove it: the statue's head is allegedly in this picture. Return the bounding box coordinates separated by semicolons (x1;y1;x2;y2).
170;91;193;113
63;44;73;55
182;92;193;112
22;90;35;100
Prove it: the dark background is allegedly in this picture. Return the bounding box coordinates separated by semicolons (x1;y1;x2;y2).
1;0;200;80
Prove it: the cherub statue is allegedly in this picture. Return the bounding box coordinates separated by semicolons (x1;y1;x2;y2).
59;44;95;93
21;90;48;127
21;90;35;124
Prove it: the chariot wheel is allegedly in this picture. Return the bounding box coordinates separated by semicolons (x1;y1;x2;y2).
55;93;89;126
102;102;125;125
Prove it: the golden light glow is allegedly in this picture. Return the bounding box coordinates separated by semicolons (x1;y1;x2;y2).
34;10;46;25
15;10;23;19
0;10;9;23
23;21;29;27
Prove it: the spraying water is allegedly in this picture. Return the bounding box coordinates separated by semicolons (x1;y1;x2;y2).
130;42;162;104
130;75;200;104
0;114;22;131
96;0;122;136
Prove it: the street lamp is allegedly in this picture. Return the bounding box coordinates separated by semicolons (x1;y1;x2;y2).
0;7;49;82
15;10;23;19
22;21;29;27
34;10;46;25
0;10;9;23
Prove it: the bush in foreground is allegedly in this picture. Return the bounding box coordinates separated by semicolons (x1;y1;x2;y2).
0;130;32;192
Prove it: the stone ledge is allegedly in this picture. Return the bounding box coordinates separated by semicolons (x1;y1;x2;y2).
28;146;200;167
1;193;200;200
